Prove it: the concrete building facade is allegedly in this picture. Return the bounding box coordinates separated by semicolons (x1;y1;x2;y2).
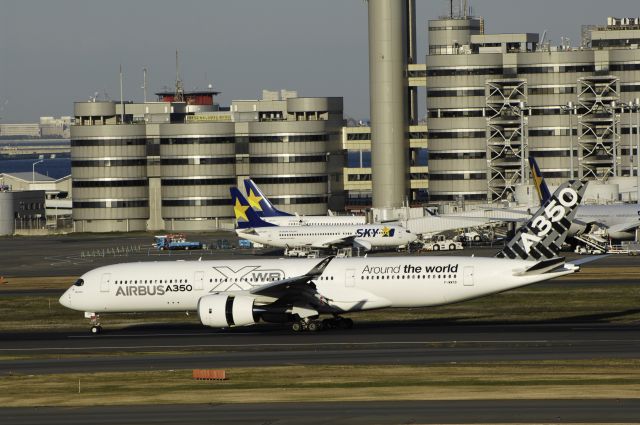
342;124;428;211
0;190;46;235
426;16;640;203
70;93;344;232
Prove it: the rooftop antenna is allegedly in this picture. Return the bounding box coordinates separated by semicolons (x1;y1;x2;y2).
174;50;184;102
119;64;124;122
142;67;148;103
463;0;468;18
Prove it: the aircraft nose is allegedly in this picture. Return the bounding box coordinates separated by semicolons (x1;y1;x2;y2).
59;289;73;309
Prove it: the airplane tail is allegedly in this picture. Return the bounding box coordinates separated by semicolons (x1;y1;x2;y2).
230;187;277;229
243;178;293;217
529;156;552;203
496;180;587;261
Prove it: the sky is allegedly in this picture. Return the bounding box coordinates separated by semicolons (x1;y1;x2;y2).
1;0;639;123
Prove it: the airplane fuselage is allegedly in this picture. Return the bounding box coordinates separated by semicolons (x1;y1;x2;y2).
60;256;571;315
575;204;640;239
237;224;417;249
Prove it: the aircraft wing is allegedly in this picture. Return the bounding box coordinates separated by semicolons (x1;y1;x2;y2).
353;238;372;250
477;207;531;216
250;256;333;303
309;235;355;248
307;235;374;251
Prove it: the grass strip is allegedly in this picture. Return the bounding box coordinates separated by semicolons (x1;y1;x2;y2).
1;360;639;407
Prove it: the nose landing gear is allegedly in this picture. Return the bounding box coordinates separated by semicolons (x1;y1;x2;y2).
85;312;102;334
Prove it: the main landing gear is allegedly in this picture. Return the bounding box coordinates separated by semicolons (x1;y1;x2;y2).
291;316;353;332
85;312;102;334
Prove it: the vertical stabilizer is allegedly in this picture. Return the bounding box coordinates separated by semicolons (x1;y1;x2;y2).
529;156;552;203
230;188;277;229
243;179;293;217
496;180;586;260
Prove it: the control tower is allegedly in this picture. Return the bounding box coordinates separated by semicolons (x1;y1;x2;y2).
367;0;415;215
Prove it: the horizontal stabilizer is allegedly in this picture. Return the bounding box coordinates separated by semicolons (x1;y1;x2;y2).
513;257;565;276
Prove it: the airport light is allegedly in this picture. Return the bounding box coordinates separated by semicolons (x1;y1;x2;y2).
618;102;633;182
561;101;577;179
32;157;44;183
519;101;527;184
611;100;618;177
635;98;640;204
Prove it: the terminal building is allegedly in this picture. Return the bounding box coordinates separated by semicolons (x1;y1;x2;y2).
70;89;344;232
426;15;640;203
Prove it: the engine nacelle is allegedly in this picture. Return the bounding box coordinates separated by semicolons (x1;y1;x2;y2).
197;294;258;328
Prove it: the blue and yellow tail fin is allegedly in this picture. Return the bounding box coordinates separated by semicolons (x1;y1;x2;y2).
230;187;277;229
529;156;552;203
243;178;293;217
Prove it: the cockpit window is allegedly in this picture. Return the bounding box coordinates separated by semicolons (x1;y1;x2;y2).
74;279;84;287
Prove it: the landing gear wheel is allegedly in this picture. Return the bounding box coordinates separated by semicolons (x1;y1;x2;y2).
339;318;354;329
308;321;322;332
322;319;335;330
291;321;303;332
87;313;102;335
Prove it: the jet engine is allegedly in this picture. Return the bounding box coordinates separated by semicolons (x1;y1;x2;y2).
197;294;258;328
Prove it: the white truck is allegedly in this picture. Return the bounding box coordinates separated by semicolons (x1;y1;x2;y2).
284;247;318;257
421;234;463;251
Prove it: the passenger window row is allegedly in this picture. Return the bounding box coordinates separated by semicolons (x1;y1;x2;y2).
362;274;457;280
115;279;189;284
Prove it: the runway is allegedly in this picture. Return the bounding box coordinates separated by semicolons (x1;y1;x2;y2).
2;321;639;375
3;321;639;424
3;399;640;425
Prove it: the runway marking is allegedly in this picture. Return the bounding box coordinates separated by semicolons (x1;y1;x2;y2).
2;339;639;352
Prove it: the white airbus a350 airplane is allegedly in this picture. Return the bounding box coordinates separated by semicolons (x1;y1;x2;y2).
61;181;592;334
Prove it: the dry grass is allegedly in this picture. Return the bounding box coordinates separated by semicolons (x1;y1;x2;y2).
0;276;75;291
1;360;639;407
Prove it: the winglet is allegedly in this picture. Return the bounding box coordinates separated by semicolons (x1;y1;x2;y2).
230;187;277;229
306;256;334;277
496;180;587;261
529;156;552;203
243;178;293;217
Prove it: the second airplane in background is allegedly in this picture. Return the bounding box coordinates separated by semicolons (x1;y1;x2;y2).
530;157;640;240
232;188;417;251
